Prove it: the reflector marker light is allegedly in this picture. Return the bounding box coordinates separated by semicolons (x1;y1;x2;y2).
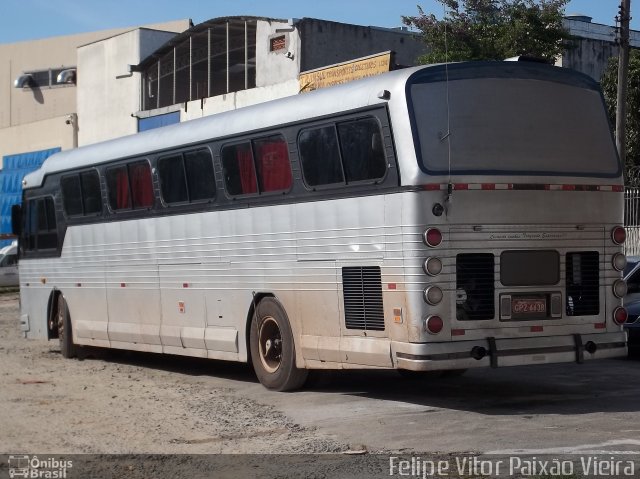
594;322;606;329
423;257;443;276
420;183;623;192
613;280;628;298
423;286;443;305
612;253;627;271
451;329;465;336
530;325;543;332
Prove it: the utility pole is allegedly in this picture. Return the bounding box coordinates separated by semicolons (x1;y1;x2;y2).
616;0;631;164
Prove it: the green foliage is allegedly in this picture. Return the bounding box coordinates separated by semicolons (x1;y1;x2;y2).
402;0;571;64
601;50;640;185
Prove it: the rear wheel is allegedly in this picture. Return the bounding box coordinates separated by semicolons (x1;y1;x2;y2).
57;296;76;359
250;298;307;391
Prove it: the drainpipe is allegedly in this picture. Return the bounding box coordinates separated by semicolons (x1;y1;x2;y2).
66;113;78;148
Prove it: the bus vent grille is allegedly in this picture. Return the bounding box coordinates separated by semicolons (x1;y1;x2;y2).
342;266;385;331
456;253;495;320
566;251;600;316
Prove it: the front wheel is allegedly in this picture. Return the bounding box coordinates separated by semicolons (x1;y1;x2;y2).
57;296;77;359
250;298;308;391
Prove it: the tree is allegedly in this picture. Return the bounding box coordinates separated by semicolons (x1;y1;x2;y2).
402;0;571;64
602;50;640;186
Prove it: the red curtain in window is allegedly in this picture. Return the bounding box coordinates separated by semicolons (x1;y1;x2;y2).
116;169;130;209
237;145;258;194
257;140;291;192
130;163;154;208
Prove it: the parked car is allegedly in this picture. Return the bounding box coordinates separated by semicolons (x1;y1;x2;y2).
623;257;640;355
0;241;18;287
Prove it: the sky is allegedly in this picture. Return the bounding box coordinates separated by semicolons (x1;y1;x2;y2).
0;0;635;44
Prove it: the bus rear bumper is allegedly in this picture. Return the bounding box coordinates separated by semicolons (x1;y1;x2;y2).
393;332;627;371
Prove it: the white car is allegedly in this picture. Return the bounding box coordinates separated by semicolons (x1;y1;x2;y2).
0;240;19;287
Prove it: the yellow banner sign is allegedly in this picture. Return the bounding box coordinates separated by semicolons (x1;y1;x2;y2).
299;51;392;93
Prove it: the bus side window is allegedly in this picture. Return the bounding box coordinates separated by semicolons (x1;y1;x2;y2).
106;165;131;210
184;149;215;201
23;197;58;252
298;126;344;187
222;142;258;196
337;118;387;183
129;161;154;209
253;135;292;193
80;170;102;214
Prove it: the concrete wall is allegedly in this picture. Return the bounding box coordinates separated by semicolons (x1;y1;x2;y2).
180;79;299;122
0;115;74;161
77;28;180;146
559;18;640;81
297;19;425;72
255;19;301;88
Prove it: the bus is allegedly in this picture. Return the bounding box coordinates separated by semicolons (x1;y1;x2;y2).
13;60;628;391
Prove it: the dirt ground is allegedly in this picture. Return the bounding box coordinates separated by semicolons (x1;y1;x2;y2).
0;292;346;455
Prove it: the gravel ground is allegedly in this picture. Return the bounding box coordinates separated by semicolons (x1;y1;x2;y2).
0;292;347;455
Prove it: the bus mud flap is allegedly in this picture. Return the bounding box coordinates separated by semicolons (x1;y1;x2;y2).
487;337;498;368
574;334;584;364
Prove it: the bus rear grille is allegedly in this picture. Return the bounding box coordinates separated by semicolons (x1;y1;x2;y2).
456;253;495;320
342;266;385;331
566;251;599;316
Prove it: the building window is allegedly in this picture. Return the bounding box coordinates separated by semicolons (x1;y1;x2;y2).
20;67;76;88
142;20;257;110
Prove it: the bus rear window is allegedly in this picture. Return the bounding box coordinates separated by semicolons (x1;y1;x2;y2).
409;76;620;177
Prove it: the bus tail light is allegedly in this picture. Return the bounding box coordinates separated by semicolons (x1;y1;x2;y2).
425;315;443;334
613;307;628;325
423;286;443;305
423;257;442;276
613;279;628;298
423;228;442;247
612;226;626;245
612;253;627;271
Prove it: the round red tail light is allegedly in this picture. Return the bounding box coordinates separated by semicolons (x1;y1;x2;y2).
423;228;442;247
613;307;628;325
425;315;443;334
612;226;626;245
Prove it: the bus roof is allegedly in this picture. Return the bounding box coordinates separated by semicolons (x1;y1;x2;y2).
23;61;598;189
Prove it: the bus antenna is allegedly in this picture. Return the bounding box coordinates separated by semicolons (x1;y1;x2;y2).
442;3;453;207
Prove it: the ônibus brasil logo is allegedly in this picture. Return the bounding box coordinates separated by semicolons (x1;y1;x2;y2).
8;455;72;478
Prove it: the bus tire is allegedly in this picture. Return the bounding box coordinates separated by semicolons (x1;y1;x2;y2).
57;296;77;359
249;297;308;391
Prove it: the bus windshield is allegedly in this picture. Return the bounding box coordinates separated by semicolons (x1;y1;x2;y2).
408;73;620;177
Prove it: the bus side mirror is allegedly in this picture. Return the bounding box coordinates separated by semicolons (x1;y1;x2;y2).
11;204;22;236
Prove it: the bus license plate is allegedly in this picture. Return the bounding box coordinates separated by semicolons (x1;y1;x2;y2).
512;298;546;315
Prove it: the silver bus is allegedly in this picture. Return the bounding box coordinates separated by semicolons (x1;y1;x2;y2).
13;60;628;390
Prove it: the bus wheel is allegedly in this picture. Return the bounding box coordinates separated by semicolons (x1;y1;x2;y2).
250;298;308;391
57;296;77;359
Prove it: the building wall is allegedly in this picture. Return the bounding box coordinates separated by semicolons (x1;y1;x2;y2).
298;18;425;72
181;79;299;122
0;19;189;154
77;28;181;146
559;18;640;81
255;19;301;88
0;116;74;161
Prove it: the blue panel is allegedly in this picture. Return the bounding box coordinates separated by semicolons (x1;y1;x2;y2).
0;147;61;239
138;112;180;132
3;147;60;170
